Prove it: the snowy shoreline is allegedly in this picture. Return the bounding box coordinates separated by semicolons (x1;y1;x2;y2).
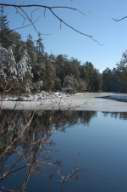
0;92;127;112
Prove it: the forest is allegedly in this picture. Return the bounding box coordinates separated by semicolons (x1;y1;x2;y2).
1;13;127;94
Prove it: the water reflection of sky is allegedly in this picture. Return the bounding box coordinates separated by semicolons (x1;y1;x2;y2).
0;111;127;192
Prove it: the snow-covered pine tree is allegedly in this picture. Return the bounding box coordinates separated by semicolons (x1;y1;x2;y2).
0;45;33;93
16;48;33;93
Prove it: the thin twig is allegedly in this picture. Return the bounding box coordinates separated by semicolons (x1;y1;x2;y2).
18;7;40;35
113;16;127;22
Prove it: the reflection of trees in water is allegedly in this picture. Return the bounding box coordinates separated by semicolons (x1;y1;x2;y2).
35;110;97;130
103;112;127;120
0;110;96;191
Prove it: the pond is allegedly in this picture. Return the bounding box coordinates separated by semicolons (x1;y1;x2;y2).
0;110;127;192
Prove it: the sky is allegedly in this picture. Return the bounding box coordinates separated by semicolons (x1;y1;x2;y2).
2;0;127;71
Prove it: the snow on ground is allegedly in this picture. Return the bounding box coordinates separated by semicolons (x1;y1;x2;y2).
0;92;127;112
0;91;67;101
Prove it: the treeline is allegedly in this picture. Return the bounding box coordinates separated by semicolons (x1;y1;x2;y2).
1;14;127;93
0;14;101;93
102;51;127;92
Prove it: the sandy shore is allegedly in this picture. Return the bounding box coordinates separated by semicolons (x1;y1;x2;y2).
0;92;127;112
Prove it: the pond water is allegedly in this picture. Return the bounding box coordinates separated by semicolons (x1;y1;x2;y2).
0;111;127;192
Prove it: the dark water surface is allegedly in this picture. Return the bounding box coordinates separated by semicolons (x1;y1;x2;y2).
0;111;127;192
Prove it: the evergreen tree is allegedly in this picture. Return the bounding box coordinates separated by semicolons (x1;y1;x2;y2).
81;62;100;91
44;58;56;91
36;33;44;63
26;34;37;65
0;7;12;48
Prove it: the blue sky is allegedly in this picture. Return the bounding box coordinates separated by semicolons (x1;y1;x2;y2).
2;0;127;71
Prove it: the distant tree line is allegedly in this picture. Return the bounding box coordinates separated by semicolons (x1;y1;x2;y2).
1;14;127;93
102;51;127;93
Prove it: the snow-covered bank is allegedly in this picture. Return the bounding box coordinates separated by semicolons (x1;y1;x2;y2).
0;91;67;101
0;92;127;112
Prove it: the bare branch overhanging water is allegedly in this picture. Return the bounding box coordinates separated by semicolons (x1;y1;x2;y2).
0;3;101;44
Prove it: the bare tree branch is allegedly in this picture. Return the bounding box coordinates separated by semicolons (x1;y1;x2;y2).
112;16;127;22
15;7;26;25
13;9;51;36
0;3;101;44
0;3;79;11
18;7;40;34
50;9;102;45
